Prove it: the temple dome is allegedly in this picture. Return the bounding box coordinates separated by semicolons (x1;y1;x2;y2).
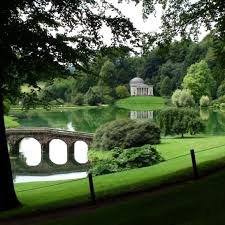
129;77;144;86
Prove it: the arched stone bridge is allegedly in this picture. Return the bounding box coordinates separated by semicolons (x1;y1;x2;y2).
6;128;94;156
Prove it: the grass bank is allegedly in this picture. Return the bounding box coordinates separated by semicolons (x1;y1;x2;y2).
10;104;107;112
89;135;225;161
2;136;225;220
39;167;225;225
115;96;164;110
4;116;20;128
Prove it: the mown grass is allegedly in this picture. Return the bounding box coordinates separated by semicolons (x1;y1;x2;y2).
4;116;20;128
115;96;164;110
89;135;225;161
39;167;225;225
2;135;225;220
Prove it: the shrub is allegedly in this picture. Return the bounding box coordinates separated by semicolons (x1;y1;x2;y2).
211;95;225;108
85;88;101;106
200;95;210;107
172;89;195;107
3;99;11;114
217;82;225;98
71;93;84;105
178;89;195;107
91;145;164;176
115;85;129;99
93;119;160;150
220;103;225;111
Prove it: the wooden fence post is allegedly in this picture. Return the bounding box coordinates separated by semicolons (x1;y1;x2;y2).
88;172;96;205
190;149;199;179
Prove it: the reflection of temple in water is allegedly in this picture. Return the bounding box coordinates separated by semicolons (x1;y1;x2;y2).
130;111;154;120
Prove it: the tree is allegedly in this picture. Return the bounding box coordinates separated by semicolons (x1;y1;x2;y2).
0;0;140;210
115;85;129;99
182;60;215;102
85;87;101;106
157;108;204;138
160;76;172;96
134;0;225;40
200;96;210;107
171;89;182;107
178;89;195;107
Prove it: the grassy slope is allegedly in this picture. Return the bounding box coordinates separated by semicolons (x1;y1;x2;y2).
2;136;225;219
115;96;164;110
4;116;20;128
40;168;225;225
89;135;225;161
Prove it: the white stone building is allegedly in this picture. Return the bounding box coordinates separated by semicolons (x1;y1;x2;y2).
129;77;153;96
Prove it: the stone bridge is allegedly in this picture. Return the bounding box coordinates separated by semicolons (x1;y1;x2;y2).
6;128;94;158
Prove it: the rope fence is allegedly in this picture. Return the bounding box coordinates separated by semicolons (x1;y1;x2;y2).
14;142;225;204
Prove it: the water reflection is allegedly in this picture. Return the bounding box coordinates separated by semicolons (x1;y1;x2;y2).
14;172;87;183
130;110;153;120
200;108;210;121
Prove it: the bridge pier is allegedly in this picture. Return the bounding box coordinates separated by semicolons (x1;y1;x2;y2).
9;141;20;156
68;142;75;163
42;142;50;161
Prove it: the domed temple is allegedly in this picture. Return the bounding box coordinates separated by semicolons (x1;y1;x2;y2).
129;77;153;96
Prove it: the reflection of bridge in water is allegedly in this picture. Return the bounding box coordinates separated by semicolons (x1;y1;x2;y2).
6;128;93;175
130;111;154;120
11;154;89;175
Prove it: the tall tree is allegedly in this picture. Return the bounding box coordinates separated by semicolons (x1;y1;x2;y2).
0;0;140;210
182;60;215;102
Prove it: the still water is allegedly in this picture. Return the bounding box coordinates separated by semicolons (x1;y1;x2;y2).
9;106;225;183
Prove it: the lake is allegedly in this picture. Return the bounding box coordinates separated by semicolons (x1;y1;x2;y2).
9;105;225;183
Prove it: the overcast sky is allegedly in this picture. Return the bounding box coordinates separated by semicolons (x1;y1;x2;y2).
109;1;162;33
102;1;208;44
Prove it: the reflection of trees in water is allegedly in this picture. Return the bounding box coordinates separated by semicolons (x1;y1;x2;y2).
204;110;225;135
12;107;225;135
71;107;128;132
200;108;210;120
10;107;129;133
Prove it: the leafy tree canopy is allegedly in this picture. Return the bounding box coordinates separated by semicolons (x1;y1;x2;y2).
182;60;215;102
0;0;142;211
157;108;204;138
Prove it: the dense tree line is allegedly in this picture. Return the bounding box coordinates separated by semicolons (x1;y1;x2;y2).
37;34;225;106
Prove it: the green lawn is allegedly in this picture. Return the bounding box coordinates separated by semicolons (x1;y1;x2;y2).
115;96;164;110
39;167;225;225
4;116;20;128
2;135;225;220
89;135;225;161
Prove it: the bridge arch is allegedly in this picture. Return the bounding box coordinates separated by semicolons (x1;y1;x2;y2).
19;137;42;166
49;139;68;165
74;141;88;164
